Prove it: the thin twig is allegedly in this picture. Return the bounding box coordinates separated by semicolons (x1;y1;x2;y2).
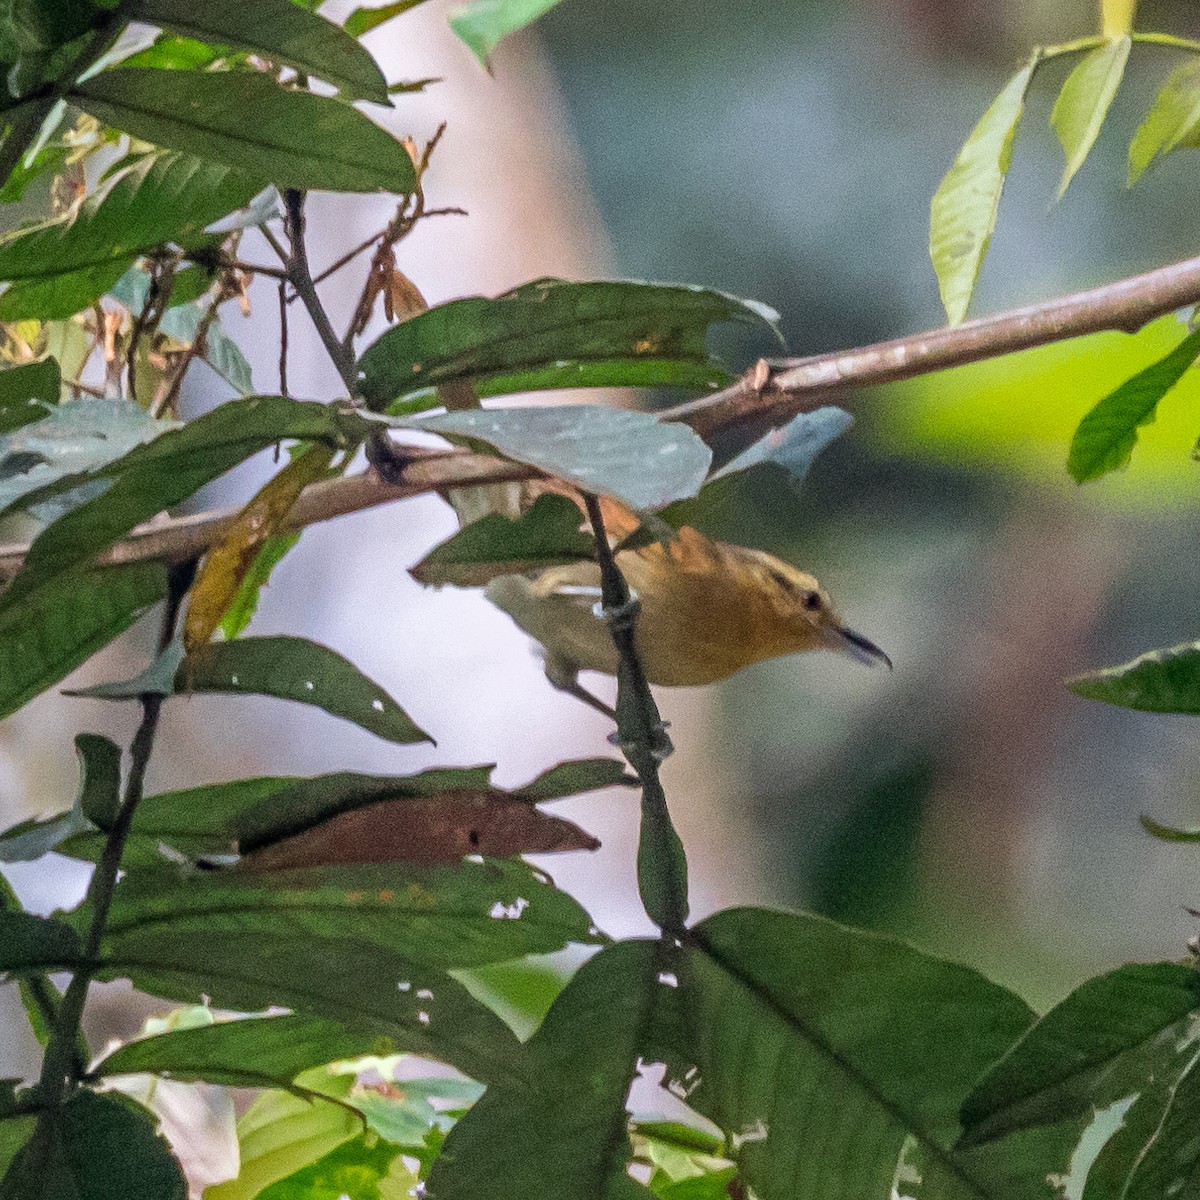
224;258;290;282
278;279;289;398
149;288;225;419
282;189;360;394
31;561;194;1123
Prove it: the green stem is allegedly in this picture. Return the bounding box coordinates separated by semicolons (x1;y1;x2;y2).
582;493;689;935
32;561;194;1111
1132;31;1200;54
0;12;127;187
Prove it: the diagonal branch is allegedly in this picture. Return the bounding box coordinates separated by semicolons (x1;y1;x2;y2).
2;250;1200;581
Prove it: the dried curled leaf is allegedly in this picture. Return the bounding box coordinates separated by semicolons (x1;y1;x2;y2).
184;443;335;649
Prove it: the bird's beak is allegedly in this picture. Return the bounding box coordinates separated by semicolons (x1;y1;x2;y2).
828;624;892;670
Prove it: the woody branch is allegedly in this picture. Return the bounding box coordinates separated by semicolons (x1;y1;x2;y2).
3;249;1200;579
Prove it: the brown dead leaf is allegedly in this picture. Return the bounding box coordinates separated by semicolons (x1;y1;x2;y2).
238;789;600;871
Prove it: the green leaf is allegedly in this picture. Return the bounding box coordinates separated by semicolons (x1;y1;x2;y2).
0;359;58;434
254;1133;411;1200
961;963;1200;1145
0;0;99;57
930;57;1038;325
1067;328;1200;482
0;1114;35;1184
178;635;432;744
91;1013;392;1088
0;260;131;320
449;0;566;69
1068;638;1200;713
0;396;356;621
0;910;79;974
0;561;168;720
344;0;430;38
71;68;418;194
75;731;121;827
1129;58;1200;185
0;735;121;860
710;406;853;481
1051;36;1130;198
0;151;262;286
958;963;1200;1200
205;1072;362;1200
411;493;593;587
100;857;594;969
220;531;300;639
659;909;1039;1200
394;405;712;510
1138;813;1200;841
0;1089;187;1200
62;766;496;863
514;757;631;800
427;940;659;1200
125;0;390;102
91;876;531;1082
355;278;779;408
57;761;614;866
0;396;166;521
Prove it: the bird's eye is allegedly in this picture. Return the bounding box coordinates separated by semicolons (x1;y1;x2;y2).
802;591;822;612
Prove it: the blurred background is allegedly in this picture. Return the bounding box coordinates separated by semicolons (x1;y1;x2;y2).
5;0;1200;1080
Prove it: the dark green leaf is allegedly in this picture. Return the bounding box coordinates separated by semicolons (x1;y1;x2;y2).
515;757;632;801
395;405;712;510
221;531;299;639
344;0;430;38
0;1114;35;1183
930;56;1037;325
657;909;1039;1200
961;963;1200;1146
1138;813;1200;841
428;940;659;1200
0;910;79;974
0;260;131;320
356;278;779;408
711;406;853;481
0;0;99;57
0;561;168;720
178;635;432;744
1068;329;1200;482
449;0;565;69
109;261;215;314
387;75;440;94
91;1013;392;1088
411;493;593;586
71;68;417;194
0;1089;186;1200
0;802;92;862
1051;36;1130;198
75;732;121;827
100;857;594;969
0;397;355;619
0;877;61;1047
0;151;262;286
1068;639;1200;713
59;766;501;865
126;0;389;102
0;360;58;434
1129;57;1200;184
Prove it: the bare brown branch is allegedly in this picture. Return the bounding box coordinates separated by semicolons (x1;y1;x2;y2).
3;251;1200;581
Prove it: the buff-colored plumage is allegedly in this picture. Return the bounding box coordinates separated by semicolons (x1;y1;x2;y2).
485;502;889;691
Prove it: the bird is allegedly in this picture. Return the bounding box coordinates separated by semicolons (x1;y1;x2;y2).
484;494;890;716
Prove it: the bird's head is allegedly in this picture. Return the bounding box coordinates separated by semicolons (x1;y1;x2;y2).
738;549;892;670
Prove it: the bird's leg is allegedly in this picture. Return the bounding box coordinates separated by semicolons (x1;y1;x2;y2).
544;655;617;720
